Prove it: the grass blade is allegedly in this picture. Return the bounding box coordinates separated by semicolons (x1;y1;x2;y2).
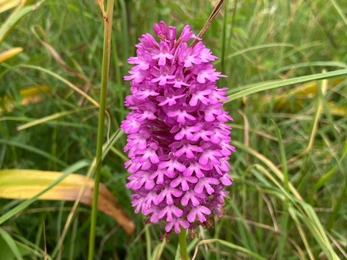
226;69;347;102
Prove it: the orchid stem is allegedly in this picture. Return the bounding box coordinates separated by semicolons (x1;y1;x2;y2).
88;0;114;260
179;228;189;260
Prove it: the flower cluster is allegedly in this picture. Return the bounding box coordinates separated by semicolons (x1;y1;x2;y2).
121;21;235;233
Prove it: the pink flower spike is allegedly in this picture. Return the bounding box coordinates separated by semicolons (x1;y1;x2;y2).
121;21;234;233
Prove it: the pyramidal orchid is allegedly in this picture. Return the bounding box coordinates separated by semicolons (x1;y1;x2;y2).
121;21;235;234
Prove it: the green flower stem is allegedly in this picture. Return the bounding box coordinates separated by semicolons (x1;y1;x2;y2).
88;1;115;260
179;228;189;260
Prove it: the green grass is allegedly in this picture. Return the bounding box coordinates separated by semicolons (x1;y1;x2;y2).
1;0;347;259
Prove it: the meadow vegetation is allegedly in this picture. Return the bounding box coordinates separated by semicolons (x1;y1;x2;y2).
0;0;347;259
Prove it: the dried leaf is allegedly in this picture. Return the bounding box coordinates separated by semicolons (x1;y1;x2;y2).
0;0;21;13
0;169;135;235
260;78;346;115
20;85;50;105
0;47;23;62
0;85;50;114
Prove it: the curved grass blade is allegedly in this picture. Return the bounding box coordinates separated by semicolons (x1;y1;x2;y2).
0;139;67;167
191;239;267;260
19;64;99;108
0;1;45;43
273;122;289;260
226;69;347;102
0;228;24;260
17;106;95;131
236;142;340;259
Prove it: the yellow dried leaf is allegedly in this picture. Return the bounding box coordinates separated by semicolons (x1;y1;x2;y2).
0;169;135;235
0;47;23;63
19;85;50;97
0;0;21;13
260;78;346;114
0;85;50;114
327;101;347;117
20;85;50;105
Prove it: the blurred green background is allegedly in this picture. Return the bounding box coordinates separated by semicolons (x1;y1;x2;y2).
1;0;347;259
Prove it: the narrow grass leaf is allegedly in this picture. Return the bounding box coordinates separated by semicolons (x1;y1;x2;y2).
311;138;347;200
288;208;314;260
0;228;24;260
233;141;302;200
151;238;167;260
17;106;95;131
329;0;347;27
191;239;267;260
0;1;45;43
19;64;99;108
215;43;294;64
0;139;67;167
241;142;339;260
226;69;347;102
254;164;338;259
229;202;258;252
145;225;152;260
273;122;289;260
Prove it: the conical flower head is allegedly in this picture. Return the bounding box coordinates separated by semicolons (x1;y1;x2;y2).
121;21;235;233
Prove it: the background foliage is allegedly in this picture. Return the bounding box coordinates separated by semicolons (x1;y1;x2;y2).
1;0;347;259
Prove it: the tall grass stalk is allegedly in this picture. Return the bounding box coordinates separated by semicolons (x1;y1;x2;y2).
179;228;188;260
88;1;115;259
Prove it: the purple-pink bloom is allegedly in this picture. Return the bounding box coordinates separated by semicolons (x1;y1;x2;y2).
121;21;234;234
